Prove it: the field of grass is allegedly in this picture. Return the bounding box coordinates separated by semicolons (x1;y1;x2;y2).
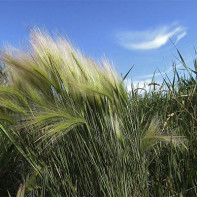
0;29;197;197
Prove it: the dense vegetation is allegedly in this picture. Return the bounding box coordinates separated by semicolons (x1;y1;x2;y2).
0;29;197;196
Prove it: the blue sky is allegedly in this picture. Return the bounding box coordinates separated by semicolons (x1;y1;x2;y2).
0;1;197;89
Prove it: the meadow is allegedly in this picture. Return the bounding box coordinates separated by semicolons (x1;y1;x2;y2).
0;29;197;197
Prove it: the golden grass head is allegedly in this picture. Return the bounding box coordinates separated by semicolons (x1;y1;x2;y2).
0;28;126;105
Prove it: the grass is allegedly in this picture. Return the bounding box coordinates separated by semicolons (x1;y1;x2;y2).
0;28;197;196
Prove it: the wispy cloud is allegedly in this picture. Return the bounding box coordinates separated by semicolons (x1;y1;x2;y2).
126;78;152;92
116;24;187;50
175;31;187;43
125;63;184;92
135;63;182;80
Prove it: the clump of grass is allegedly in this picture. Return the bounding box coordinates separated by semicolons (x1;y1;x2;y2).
0;28;194;196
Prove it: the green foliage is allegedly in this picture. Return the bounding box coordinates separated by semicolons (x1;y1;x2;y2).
0;28;196;196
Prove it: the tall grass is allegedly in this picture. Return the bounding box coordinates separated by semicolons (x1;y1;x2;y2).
0;28;196;196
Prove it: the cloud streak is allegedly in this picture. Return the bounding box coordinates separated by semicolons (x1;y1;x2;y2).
134;63;182;80
117;24;187;50
126;78;152;92
125;63;183;92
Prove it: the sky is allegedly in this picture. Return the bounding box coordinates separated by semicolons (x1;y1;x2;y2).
0;1;197;89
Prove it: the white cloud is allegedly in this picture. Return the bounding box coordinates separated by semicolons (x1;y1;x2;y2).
175;31;187;43
134;63;182;80
135;72;165;80
125;63;183;93
117;24;187;50
125;78;152;92
126;78;166;94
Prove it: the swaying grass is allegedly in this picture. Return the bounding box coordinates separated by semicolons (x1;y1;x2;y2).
0;28;196;196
